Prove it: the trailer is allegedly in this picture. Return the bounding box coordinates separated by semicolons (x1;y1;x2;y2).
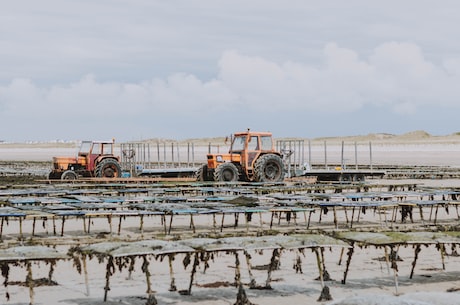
278;139;385;182
301;169;385;182
119;138;385;182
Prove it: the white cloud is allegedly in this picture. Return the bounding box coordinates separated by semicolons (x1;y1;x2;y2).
2;41;460;141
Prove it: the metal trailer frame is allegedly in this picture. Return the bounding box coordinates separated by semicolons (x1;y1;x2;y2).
120;142;199;178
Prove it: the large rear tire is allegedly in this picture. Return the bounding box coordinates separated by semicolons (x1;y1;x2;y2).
95;159;122;178
196;164;211;181
254;154;284;182
214;162;239;182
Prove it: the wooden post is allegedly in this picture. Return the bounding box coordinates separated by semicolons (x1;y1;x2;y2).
87;216;91;234
244;250;256;288
439;243;446;270
103;257;114;302
82;255;90;296
107;215;112;234
341;245;354;284
117;216;123;235
168;214;174;234
410;245;421;279
0;217;4;238
26;261;34;305
265;249;280;289
168;254;177;291
142;255;153;295
187;252;200;295
190;214;195;233
61;216;66;236
315;247;333;301
19;217;23;240
32;217;36;236
140;215;144;235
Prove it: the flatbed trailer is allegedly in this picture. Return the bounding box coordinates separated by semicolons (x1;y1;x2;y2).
136;167;385;182
137;167;198;178
119;140;386;182
302;169;385;182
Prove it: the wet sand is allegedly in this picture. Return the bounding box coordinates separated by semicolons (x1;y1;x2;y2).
1;137;460;304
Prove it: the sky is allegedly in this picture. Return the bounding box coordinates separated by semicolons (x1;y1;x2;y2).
1;1;460;142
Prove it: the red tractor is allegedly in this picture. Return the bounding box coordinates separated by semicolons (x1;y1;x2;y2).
48;140;122;180
196;130;285;182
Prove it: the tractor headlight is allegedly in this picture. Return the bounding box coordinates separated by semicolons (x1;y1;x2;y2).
216;155;223;162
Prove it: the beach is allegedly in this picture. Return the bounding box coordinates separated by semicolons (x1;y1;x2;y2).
1;133;460;305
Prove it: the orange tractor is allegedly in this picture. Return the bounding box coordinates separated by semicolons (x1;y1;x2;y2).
48;140;122;180
196;130;285;182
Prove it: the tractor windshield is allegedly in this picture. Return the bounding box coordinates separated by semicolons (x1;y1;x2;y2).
231;135;246;152
79;141;92;154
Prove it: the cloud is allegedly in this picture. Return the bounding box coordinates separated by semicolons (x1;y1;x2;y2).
1;42;460;141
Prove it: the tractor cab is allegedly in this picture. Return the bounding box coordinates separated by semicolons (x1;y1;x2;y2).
229;131;275;174
197;130;284;182
49;139;122;180
78;140;116;171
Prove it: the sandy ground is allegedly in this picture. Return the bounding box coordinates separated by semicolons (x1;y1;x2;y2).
4;244;460;305
2;214;460;305
2;136;460;305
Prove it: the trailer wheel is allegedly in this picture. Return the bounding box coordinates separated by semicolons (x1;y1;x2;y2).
95;159;122;178
214;163;239;182
61;170;77;180
254;154;284;182
340;174;351;183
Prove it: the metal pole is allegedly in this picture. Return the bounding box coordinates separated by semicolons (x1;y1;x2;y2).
301;140;305;168
288;141;292;178
187;143;190;167
192;143;195;167
341;141;344;170
308;140;311;168
324;141;327;169
147;142;151;169
355;142;358;170
157;142;160;168
369;141;373;171
142;143;146;170
163;142;166;168
176;142;180;167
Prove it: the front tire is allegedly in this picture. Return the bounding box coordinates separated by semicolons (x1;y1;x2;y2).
61;170;77;180
48;171;62;180
95;159;122;178
254;154;284;182
214;163;239;182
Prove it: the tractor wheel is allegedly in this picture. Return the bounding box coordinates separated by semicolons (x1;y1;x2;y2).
196;164;211;181
254;154;284;182
95;159;122;178
214;162;239;182
48;171;62;180
61;170;77;180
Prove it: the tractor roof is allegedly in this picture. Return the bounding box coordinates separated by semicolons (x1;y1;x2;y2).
81;140;115;144
233;131;273;137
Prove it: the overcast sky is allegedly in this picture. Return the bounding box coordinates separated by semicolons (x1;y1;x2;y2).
1;1;460;142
